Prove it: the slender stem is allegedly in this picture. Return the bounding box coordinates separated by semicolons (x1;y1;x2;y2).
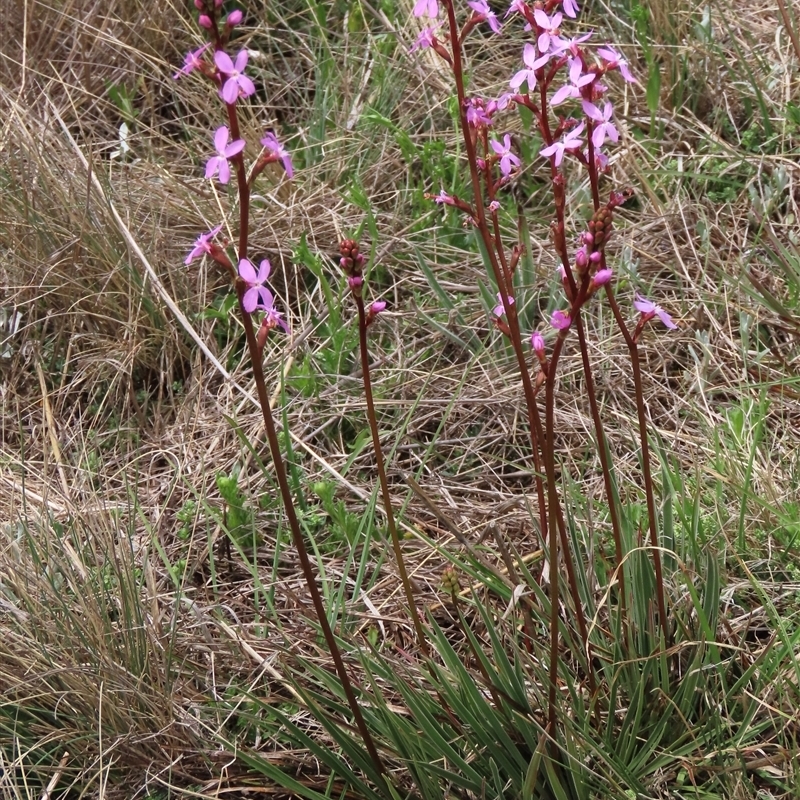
224;94;386;780
604;287;669;648
356;297;429;657
573;313;628;621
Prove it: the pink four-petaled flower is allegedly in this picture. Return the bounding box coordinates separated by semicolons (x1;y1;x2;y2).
215;49;256;104
597;46;637;83
205;126;245;184
533;9;563;53
468;0;501;33
540;122;585;166
634;294;677;329
185;224;222;265
490;134;521;176
551;58;596;105
239;258;274;313
261;132;294;178
173;43;210;79
509;43;550;92
582;101;619;147
411;25;439;51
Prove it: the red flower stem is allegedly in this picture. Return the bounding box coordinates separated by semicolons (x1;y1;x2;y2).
225;99;386;780
604;285;669;647
355;296;429;657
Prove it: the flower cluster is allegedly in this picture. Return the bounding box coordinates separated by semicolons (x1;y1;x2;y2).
411;0;676;363
339;239;386;325
176;0;294;337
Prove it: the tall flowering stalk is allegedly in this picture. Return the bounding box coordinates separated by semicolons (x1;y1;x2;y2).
339;239;429;657
413;0;673;732
175;1;385;780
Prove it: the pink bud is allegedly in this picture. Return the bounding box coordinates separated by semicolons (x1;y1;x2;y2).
371;301;387;315
214;0;224;6
198;13;212;28
531;330;545;354
592;268;613;287
489;200;501;212
227;9;243;25
575;247;588;269
581;232;594;246
589;251;601;263
194;0;204;8
476;158;486;170
347;275;363;290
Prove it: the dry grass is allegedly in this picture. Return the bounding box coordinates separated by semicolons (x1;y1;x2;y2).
2;0;800;796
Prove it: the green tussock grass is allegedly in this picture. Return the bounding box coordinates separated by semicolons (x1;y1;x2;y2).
2;0;800;797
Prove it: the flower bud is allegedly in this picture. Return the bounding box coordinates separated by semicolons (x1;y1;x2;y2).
575;246;588;270
370;300;387;315
531;330;545;355
198;13;213;28
592;268;613;288
347;275;363;291
214;0;224;6
194;0;204;8
227;9;243;25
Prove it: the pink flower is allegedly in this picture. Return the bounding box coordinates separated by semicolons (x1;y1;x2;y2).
239;258;274;313
509;43;550;92
185;224;222;265
562;0;579;18
260;132;294;178
583;101;618;147
552;30;593;57
533;9;563;53
205;126;245;184
540;122;585;166
487;92;514;114
215;49;256;104
413;0;439;18
466;98;492;127
411;25;439;51
468;0;501;33
493;292;514;317
434;188;455;205
597;46;637;83
490;134;521;176
634;294;677;329
550;309;571;330
173;43;210;79
551;58;596;106
370;300;387;315
531;330;545;353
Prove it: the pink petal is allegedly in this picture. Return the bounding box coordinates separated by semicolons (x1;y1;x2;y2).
214;126;229;153
205;156;219;179
243;287;259;313
533;8;550;27
224;139;246;158
237;75;256;97
214;50;234;73
256;259;271;283
234;50;249;72
221;78;238;104
238;258;257;283
582;100;603;121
